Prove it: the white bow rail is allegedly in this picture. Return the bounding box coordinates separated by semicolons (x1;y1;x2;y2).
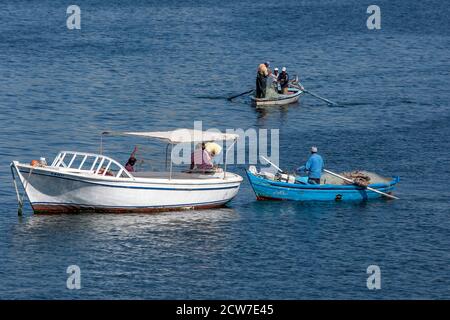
51;151;133;179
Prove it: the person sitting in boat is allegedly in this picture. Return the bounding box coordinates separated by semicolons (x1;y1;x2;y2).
190;142;213;170
270;67;282;93
256;62;270;98
190;142;222;172
278;67;289;94
271;67;279;81
296;146;324;184
125;146;138;172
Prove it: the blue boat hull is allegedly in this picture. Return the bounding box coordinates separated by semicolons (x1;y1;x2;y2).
246;170;399;201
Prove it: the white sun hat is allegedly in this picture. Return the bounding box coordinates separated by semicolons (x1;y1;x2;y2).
205;142;222;156
282;67;287;72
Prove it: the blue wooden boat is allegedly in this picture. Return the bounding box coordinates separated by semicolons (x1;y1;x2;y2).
246;167;400;201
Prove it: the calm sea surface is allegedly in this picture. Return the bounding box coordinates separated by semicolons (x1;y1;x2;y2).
0;0;449;299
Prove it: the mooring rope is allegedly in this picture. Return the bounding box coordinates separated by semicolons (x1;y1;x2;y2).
18;166;35;215
10;165;22;206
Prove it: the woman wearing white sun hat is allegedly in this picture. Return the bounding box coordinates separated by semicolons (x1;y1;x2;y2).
190;142;222;171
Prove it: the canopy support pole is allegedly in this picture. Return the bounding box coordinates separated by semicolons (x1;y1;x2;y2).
169;144;173;180
223;139;236;180
165;143;170;170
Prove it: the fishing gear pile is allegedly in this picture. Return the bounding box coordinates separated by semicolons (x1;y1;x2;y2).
343;171;371;187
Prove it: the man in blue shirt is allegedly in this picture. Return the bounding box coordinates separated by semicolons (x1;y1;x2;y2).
296;146;324;184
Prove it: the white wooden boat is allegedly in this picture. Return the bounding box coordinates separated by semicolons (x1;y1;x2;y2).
10;129;243;214
250;87;303;107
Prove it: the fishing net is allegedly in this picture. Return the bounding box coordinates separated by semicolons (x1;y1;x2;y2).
342;171;371;187
264;80;280;99
320;171;391;186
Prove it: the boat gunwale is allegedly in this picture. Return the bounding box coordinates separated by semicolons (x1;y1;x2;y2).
14;162;243;187
250;87;303;103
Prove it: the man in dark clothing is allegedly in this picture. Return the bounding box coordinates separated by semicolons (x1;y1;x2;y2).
256;62;269;98
256;72;267;98
278;67;289;94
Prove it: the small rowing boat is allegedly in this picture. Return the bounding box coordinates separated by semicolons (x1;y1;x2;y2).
250;86;303;107
10;129;243;214
246;166;399;201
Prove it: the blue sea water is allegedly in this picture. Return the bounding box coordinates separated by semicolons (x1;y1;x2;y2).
0;0;449;299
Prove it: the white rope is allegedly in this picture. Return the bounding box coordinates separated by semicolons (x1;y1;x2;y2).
10;165;22;206
19;166;35;212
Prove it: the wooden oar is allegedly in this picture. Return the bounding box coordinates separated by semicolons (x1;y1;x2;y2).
260;156;308;185
302;89;338;106
227;89;254;101
323;169;399;200
291;81;339;106
260;155;283;173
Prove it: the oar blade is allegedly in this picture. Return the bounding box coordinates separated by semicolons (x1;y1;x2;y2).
304;90;338;106
228;89;254;101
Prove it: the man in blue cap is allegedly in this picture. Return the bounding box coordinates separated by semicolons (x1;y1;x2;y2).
296;146;324;184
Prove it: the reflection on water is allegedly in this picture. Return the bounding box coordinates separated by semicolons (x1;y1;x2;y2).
4;208;242;299
254;101;301;121
11;208;239;258
15;207;238;231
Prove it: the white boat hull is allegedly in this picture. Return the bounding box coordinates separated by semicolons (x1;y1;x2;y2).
12;163;242;213
251;87;303;106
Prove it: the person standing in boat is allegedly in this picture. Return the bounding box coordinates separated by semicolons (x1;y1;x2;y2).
125;146;138;172
296;146;324;184
256;62;270;98
278;67;289;94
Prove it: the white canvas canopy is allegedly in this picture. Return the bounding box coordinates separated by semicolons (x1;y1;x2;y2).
102;129;239;144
